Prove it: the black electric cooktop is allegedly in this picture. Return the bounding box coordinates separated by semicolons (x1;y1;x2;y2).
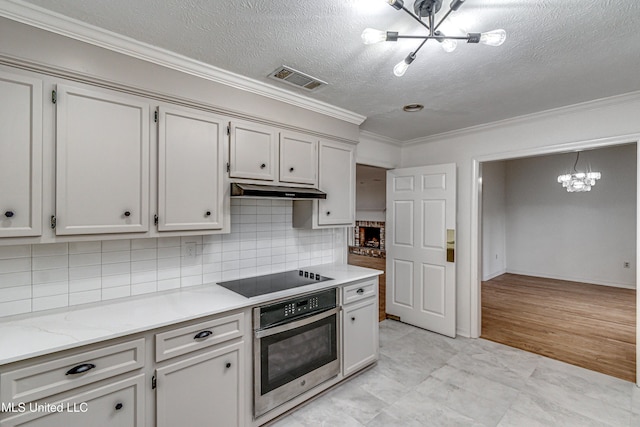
217;270;332;298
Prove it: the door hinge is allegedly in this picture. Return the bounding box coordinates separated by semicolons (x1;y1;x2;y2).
51;90;57;104
152;376;157;389
227;122;231;136
154;110;158;123
154;214;158;226
50;215;56;229
226;162;230;173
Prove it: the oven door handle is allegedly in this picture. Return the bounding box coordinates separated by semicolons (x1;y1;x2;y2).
255;306;340;339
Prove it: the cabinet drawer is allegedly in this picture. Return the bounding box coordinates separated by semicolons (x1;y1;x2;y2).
342;278;377;305
0;339;144;405
0;374;145;427
155;313;244;362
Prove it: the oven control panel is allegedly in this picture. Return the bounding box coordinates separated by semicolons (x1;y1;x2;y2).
283;296;320;317
257;288;337;329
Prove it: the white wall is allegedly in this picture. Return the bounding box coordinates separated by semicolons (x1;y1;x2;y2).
504;145;636;288
355;164;387;222
0;199;344;318
357;131;402;169
481;161;507;280
401;92;640;337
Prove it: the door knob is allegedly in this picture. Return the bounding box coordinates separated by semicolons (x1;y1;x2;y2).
260;163;266;169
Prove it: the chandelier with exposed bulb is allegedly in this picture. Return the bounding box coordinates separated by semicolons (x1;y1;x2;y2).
557;152;601;193
361;0;506;76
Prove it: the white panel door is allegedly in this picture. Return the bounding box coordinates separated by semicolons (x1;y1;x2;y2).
229;121;276;181
0;71;42;237
386;164;457;337
279;131;317;185
158;106;224;231
55;84;149;235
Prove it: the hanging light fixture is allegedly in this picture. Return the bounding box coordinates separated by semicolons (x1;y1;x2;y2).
557;152;602;192
361;0;506;77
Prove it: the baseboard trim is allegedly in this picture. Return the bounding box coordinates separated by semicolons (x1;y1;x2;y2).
504;270;636;290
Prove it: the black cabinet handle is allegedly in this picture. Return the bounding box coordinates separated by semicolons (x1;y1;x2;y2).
260;163;266;169
124;211;131;217
115;403;123;411
351;316;356;322
225;362;232;369
326;211;331;216
4;211;14;218
356;288;364;295
289;167;295;173
205;211;211;217
193;330;213;340
65;363;96;375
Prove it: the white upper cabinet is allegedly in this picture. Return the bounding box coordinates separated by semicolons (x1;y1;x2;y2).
157;106;225;231
55;84;150;235
279;131;317;185
229;120;277;181
0;71;43;238
317;140;355;226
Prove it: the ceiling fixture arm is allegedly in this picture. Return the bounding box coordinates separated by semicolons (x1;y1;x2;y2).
434;0;466;32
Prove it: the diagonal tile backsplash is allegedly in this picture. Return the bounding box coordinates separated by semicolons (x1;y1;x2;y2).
0;199;346;318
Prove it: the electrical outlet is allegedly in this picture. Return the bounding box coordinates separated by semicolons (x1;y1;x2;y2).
623;261;630;268
183;242;196;259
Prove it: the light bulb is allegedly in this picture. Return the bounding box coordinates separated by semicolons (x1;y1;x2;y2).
361;28;387;45
393;60;410;77
387;0;404;10
393;53;415;77
441;39;457;52
479;29;506;46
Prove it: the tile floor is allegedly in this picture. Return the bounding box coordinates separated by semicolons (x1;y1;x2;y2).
272;320;640;426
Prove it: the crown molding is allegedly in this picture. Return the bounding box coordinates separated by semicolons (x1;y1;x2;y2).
0;0;366;126
403;90;640;146
359;130;403;146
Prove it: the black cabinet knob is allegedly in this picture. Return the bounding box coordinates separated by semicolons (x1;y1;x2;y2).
289;167;295;173
356;288;364;295
326;211;331;216
225;362;232;369
205;211;211;217
260;163;266;169
4;211;14;218
351;316;356;322
115;403;123;411
124;211;131;217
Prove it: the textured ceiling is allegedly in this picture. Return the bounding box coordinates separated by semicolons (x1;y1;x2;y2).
18;0;640;142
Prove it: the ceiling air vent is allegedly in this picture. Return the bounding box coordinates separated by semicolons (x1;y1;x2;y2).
268;66;327;91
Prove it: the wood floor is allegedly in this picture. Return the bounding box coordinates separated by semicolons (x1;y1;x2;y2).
481;273;636;382
347;253;386;321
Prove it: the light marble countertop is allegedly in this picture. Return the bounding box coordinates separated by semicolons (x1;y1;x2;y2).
0;263;381;366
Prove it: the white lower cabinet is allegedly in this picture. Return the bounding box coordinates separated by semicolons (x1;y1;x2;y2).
342;279;379;377
0;375;145;427
155;341;244;427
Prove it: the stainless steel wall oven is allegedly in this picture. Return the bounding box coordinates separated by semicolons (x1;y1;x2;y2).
253;288;339;418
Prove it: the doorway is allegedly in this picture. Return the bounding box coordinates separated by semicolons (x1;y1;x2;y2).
474;141;638;382
348;164;387;321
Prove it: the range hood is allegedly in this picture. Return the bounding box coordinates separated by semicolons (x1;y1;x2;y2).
231;183;326;199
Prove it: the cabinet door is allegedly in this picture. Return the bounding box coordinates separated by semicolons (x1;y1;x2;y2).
318;140;355;225
55;84;149;235
279;131;317;185
158;106;224;231
155;341;244;427
0;71;42;238
229;121;276;181
342;298;378;377
0;375;145;427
